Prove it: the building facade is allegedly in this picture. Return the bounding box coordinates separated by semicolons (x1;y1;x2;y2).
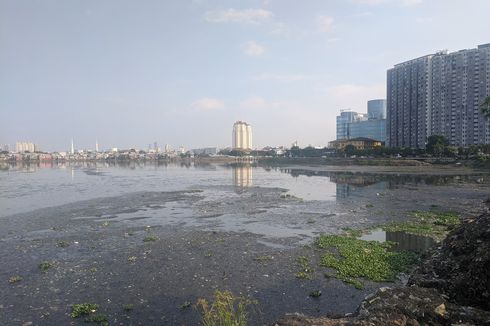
328;137;383;150
232;121;252;150
336;99;387;142
387;44;490;148
15;141;38;153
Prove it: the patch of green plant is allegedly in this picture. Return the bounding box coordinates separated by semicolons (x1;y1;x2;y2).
315;235;417;289
143;236;159;242
89;267;98;273
309;290;321;298
254;255;273;263
57;240;70;248
179;301;191;310
382;210;460;239
8;275;22;283
366;203;374;208
122;304;134;311
84;314;108;326
341;227;363;238
38;261;53;272
205;250;213;257
197;290;255;326
71;303;99;318
295;256;314;279
412;210;460;226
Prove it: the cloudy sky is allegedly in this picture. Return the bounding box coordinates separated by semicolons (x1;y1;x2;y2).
1;0;489;151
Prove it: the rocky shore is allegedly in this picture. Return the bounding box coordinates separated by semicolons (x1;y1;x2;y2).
276;199;490;325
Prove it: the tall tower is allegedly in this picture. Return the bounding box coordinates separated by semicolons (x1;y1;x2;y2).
232;121;252;150
71;139;75;154
95;139;99;152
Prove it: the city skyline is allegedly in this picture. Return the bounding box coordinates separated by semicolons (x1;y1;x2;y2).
1;0;490;151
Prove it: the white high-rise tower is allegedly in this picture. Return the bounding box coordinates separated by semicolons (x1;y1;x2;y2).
232;121;252;150
95;139;99;152
71;139;74;154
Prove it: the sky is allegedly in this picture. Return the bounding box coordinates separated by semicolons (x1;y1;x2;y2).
1;0;490;152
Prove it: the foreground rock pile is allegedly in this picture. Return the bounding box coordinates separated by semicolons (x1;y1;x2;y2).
276;200;490;326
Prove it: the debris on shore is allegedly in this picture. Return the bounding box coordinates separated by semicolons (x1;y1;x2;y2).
276;200;490;325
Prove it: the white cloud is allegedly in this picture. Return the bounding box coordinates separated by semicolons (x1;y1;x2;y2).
317;15;335;33
253;73;309;82
325;83;386;110
191;98;225;111
204;8;273;24
243;41;265;57
353;0;423;6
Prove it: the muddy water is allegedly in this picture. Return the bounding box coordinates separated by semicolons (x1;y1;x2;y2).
0;162;488;325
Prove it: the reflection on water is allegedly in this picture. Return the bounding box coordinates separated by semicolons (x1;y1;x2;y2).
360;228;435;253
232;164;253;190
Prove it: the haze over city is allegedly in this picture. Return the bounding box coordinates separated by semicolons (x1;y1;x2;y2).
1;0;490;151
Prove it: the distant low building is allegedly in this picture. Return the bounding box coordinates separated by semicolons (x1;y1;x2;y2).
191;147;218;156
328;137;383;150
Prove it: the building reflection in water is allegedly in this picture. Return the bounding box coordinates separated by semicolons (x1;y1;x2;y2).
360;228;435;253
232;164;253;190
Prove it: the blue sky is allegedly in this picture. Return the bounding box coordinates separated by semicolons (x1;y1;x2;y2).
1;0;489;151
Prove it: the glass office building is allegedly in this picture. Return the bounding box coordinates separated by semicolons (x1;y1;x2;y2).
335;99;387;142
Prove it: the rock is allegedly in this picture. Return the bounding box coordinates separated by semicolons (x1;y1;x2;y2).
434;303;446;316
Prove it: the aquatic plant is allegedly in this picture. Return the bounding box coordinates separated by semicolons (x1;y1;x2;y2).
71;303;99;318
295;256;314;279
253;255;273;263
197;290;255;326
143;236;159;242
8;275;22;283
315;235;417;289
38;261;53;272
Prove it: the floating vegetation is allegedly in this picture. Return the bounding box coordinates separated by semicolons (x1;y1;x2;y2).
197;290;255;326
122;304;134;311
254;255;273;263
179;301;191;310
8;275;22;283
341;227;363;238
84;314;109;326
315;235;418;289
71;303;99;318
382;210;460;239
127;256;137;263
143;236;159;242
38;261;53;272
204;250;213;257
309;290;322;298
57;240;70;248
295;256;314;280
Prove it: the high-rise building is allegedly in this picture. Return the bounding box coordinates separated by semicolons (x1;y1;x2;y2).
387;44;490;148
15;141;37;153
335;100;387;142
368;99;387;120
232;121;252;150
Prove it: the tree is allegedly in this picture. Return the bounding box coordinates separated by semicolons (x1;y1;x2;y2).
426;135;448;157
344;144;356;156
481;95;490;119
